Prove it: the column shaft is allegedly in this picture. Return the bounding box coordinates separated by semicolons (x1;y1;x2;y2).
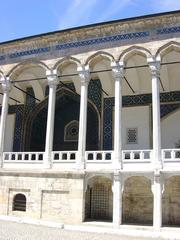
113;172;123;225
153;175;162;229
44;70;58;168
77;65;90;169
111;62;123;169
148;58;162;169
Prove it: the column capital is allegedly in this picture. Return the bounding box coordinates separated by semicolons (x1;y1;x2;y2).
77;65;90;85
111;61;124;80
147;57;161;78
46;69;59;86
0;76;12;93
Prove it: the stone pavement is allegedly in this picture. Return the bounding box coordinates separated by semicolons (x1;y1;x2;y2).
0;220;160;240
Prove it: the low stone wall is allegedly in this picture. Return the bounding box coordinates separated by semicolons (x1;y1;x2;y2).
0;170;84;224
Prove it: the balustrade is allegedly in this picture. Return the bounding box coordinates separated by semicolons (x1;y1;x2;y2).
52;151;77;162
3;149;180;169
3;152;44;162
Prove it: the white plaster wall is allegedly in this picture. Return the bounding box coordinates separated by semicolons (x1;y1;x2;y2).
122;106;150;150
4;114;15;152
161;109;180;149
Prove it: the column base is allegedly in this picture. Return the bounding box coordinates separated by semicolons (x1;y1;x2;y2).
76;153;85;169
153;225;161;231
76;161;85;170
113;161;122;170
113;171;123;226
43;155;52;169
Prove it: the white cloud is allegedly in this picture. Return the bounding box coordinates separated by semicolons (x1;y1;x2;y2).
57;0;134;30
56;0;180;31
58;0;98;29
97;0;134;22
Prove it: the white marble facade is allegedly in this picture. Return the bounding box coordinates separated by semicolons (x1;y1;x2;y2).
0;11;180;229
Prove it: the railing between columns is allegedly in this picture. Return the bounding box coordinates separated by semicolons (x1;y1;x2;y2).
3;152;44;163
162;149;180;161
52;151;77;161
3;149;180;166
122;150;152;162
85;151;113;162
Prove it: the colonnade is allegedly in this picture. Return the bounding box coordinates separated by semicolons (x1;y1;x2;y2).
0;56;163;229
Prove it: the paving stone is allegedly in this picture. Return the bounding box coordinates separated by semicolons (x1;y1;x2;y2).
0;220;158;240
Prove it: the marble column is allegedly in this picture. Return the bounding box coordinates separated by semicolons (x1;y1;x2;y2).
148;57;162;170
77;65;90;169
152;174;163;230
0;76;11;167
113;171;123;225
44;70;58;168
111;61;124;169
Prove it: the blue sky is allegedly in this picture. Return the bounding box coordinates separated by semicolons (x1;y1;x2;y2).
0;0;180;43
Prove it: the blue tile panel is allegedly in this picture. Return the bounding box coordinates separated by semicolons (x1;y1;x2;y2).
103;97;114;150
88;79;102;113
26;87;36;106
160;103;180;118
9;47;50;59
55;31;149;51
6;104;25;152
0;56;5;61
157;26;180;35
58;82;76;92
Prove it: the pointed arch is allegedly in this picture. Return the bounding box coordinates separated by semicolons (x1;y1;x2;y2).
7;60;48;102
119;46;152;63
85;51;114;66
7;59;49;79
85;51;114;96
23;86;100;151
155;41;180;58
53;57;82;95
54;57;81;71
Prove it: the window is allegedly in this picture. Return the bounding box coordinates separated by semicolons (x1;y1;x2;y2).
64;120;79;142
13;193;26;212
126;128;138;144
